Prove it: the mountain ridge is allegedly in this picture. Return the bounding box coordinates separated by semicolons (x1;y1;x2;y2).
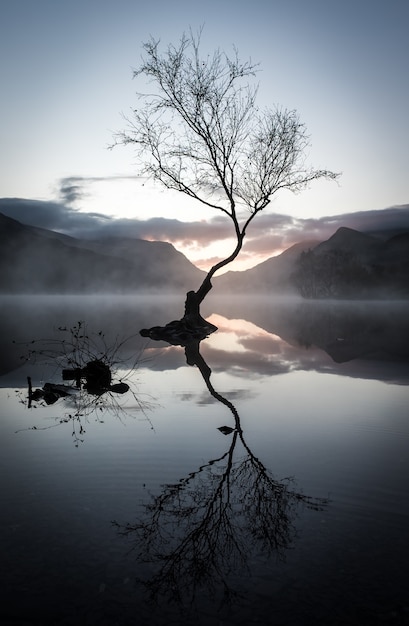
0;212;205;294
1;213;408;297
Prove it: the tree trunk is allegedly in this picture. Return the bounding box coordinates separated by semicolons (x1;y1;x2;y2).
182;284;212;327
183;233;245;323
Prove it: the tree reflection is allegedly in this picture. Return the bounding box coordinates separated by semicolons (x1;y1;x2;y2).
113;329;329;606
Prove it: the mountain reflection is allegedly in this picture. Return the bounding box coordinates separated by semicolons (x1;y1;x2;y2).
2;296;408;385
142;303;409;385
113;334;328;606
207;298;409;382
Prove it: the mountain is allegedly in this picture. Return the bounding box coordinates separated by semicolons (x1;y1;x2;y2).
214;240;319;294
1;213;408;298
313;227;381;258
66;236;204;288
292;227;409;298
215;226;409;298
0;213;205;293
379;232;409;262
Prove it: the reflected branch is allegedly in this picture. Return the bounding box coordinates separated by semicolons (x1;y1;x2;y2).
114;329;329;606
185;340;240;424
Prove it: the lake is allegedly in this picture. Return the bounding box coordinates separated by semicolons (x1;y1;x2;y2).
1;294;409;625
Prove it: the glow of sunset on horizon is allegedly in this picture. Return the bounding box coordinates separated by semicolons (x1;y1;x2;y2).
205;314;284;356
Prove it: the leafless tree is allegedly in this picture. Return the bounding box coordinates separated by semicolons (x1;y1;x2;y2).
114;29;339;319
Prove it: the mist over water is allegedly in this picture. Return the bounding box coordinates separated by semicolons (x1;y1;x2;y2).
2;294;408;383
1;294;408;625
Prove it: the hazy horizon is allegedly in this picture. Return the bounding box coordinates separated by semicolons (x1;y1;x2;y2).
1;200;408;273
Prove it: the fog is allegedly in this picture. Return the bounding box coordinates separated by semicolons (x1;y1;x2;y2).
2;207;408;298
1;294;408;386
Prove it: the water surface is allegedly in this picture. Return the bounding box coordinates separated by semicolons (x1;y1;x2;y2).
1;295;408;625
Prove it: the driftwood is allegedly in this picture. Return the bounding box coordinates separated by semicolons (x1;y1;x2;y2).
27;377;72;406
27;360;129;407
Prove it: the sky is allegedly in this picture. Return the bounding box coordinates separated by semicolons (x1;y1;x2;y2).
1;0;408;271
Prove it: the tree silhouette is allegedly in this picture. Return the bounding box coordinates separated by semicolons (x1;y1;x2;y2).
114;28;339;322
113;335;329;606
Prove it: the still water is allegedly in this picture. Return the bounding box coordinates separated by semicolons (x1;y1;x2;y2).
1;295;408;625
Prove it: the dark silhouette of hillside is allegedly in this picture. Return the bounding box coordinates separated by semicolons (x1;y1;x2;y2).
215;226;409;298
292;227;409;298
313;226;379;257
0;213;205;293
214;240;319;294
1;214;408;297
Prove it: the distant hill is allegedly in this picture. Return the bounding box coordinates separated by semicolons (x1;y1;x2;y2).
214;240;319;294
292;227;409;298
0;213;205;294
1;213;408;298
215;226;409;298
313;227;380;258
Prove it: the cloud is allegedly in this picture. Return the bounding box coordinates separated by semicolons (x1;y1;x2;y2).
286;206;409;242
0;196;233;241
59;178;85;205
57;174;141;206
0;197;112;233
238;205;409;256
95;215;234;243
1;196;408;263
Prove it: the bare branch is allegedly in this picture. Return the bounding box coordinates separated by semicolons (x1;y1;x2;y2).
113;30;340;298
